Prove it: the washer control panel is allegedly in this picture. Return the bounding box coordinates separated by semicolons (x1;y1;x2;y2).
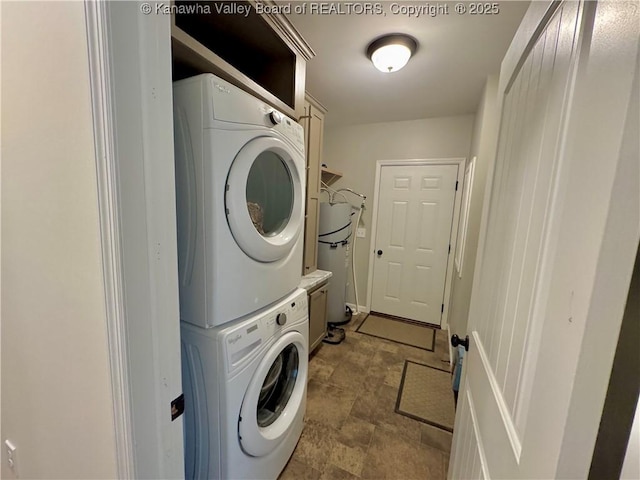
223;288;308;372
224;319;263;373
276;312;287;325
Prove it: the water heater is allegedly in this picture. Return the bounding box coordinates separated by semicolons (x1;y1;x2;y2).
317;202;352;325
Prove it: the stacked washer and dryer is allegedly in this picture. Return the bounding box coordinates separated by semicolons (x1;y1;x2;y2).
173;74;308;479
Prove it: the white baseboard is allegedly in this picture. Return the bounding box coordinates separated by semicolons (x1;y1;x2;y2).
447;324;453;367
346;302;369;314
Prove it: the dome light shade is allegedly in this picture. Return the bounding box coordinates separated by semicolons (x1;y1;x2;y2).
367;34;418;73
371;44;411;73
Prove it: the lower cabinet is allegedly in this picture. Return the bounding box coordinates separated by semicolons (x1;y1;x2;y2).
308;284;328;353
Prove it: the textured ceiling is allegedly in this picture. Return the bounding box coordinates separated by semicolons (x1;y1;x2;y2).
287;1;530;126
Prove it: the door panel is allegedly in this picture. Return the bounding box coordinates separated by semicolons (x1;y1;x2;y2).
473;0;580;435
371;164;458;325
390;201;408;246
309;286;328;351
451;388;488;480
412;265;431;305
307;108;323;195
303;197;319;273
301;99;325;274
451;2;582;474
450;1;640;478
418;202;438;249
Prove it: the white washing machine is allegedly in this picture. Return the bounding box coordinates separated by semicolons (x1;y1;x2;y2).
173;73;306;328
180;288;308;480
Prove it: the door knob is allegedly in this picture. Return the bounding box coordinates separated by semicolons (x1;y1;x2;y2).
377;250;383;256
451;334;469;351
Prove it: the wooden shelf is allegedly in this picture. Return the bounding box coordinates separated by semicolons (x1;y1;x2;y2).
172;25;296;118
321;167;342;186
170;0;314;119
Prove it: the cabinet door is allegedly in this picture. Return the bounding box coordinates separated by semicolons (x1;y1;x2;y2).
306;105;323;197
309;286;328;352
304;196;319;274
301;97;326;274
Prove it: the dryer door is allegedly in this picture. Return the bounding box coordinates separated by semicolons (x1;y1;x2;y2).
239;331;308;457
226;136;304;262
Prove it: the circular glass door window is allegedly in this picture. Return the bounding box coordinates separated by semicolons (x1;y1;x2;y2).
246;151;294;237
257;344;299;427
225;137;304;263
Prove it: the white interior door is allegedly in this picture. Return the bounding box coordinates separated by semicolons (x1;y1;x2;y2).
371;163;458;325
449;1;639;479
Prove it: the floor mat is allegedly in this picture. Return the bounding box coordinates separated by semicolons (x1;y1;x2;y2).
356;313;435;351
395;360;455;432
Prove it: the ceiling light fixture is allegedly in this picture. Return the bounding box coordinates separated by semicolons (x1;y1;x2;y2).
367;34;418;73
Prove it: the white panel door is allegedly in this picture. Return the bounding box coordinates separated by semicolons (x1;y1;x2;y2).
371;164;458;325
449;1;639;479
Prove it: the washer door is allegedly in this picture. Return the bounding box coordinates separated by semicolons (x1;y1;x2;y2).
239;331;308;457
225;136;304;263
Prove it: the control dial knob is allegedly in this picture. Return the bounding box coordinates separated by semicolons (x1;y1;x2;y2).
276;312;287;326
268;110;283;125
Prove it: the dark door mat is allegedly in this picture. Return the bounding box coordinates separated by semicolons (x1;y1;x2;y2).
356;313;436;351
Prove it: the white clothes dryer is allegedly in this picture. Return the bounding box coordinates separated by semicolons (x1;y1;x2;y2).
180;288;308;480
173;73;306;328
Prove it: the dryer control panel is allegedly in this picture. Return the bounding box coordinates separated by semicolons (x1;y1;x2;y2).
174;73;305;154
263;107;305;153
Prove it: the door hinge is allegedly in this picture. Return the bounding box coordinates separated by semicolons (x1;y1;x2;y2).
448;244;451;254
455;180;459;191
441;304;445;313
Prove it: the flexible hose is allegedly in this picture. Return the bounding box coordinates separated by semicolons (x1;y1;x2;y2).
351;204;364;315
322;185;367;316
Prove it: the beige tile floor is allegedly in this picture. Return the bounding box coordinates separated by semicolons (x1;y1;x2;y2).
280;315;454;480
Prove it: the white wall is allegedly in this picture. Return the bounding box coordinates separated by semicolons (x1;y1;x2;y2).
323;115;475;310
1;2;118;478
448;75;500;336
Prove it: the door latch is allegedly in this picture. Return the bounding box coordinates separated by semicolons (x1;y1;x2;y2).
171;394;185;421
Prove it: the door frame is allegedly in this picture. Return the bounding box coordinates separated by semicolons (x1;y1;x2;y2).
85;1;185;478
85;2;133;477
366;158;466;329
